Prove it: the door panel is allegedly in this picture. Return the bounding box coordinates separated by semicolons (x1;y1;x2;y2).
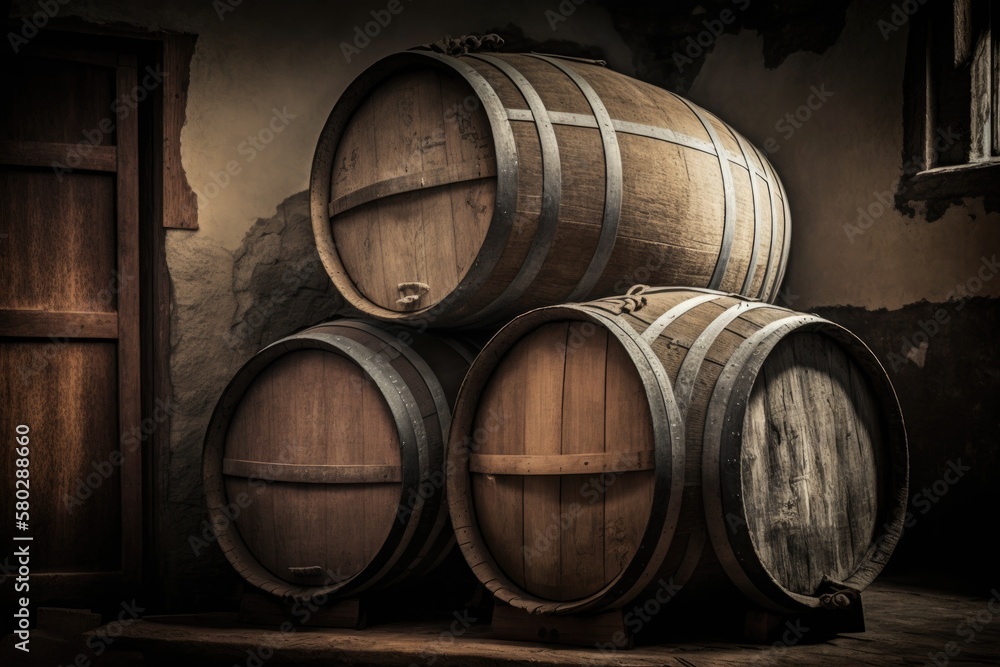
0;42;141;605
0;167;118;312
0;57;116;145
0;341;122;572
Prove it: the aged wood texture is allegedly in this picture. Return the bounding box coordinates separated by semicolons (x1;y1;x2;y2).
741;334;881;597
470;323;656;603
161;33;199;229
0;48;142;601
447;288;907;614
202;320;476;600
312;52;790;326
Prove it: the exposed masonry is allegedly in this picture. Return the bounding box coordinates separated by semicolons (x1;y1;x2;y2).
228;190;343;353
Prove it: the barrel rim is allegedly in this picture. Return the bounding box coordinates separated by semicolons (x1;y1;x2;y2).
704;316;909;612
310;51;517;325
446;303;685;614
201;323;429;601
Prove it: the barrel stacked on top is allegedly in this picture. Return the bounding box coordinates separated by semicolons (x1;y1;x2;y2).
309;49;790;324
204;41;906;634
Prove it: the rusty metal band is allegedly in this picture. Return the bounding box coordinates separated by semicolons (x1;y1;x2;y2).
528;54;623;303
455;54;562;326
673;301;773;419
414;52;521;317
641;293;725;344
566;305;685;613
504;108;768;177
330;320;458;579
305;332;431;597
702;315;825;612
330;320;452;439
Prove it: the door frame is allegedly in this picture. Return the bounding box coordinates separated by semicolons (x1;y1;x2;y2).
4;19;198;608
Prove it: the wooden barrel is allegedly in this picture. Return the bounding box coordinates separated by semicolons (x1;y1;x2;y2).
203;319;477;600
447;287;907;614
311;51;791;326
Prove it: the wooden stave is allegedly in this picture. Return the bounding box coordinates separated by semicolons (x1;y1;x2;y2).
464;53;792;315
460;54;790;313
311;52;791;327
322;321;457;588
446;305;685;615
446;288;907;614
202;320;473;601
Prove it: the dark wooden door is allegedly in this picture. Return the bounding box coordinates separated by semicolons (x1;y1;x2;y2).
0;42;141;605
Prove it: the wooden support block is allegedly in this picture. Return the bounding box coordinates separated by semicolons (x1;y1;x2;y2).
238;591;366;629
36;607;103;637
490;603;630;649
743;595;865;644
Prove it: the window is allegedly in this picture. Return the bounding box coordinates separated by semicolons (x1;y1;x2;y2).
897;0;1000;208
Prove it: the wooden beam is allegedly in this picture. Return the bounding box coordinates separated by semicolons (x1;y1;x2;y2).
898;159;1000;201
0;140;117;172
161;33;199;229
222;459;403;484
469;450;654;476
0;310;118;339
329;160;496;218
